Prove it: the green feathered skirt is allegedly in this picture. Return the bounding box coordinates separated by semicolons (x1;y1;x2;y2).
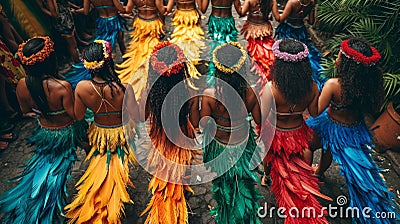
203;122;263;224
206;14;238;86
0;120;88;224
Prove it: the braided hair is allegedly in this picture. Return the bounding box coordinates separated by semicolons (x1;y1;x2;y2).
83;41;126;96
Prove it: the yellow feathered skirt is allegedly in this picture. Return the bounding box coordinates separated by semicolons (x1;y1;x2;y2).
117;17;164;101
65;121;137;224
170;9;204;65
141;122;201;224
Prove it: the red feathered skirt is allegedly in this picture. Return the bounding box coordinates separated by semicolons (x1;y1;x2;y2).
263;122;332;224
240;21;274;92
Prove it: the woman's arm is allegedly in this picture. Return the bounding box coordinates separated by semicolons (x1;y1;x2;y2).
271;0;292;22
74;82;88;121
199;89;213;128
233;0;242;16
35;0;56;17
126;0;134;13
199;0;210;14
113;0;126;12
308;82;319;117
260;83;273;122
317;79;335;115
238;0;250;17
125;84;140;122
155;0;166;15
165;0;175;15
189;96;200;128
16;78;32;114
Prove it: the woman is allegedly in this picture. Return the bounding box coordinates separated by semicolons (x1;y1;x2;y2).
0;39;26;150
64;40;139;223
199;0;241;85
65;0;127;89
117;0;171;101
259;38;331;223
271;0;326;90
307;38;399;223
140;42;201;224
201;42;263;223
239;0;274;91
0;36;87;223
36;0;80;63
72;0;127;54
170;0;205;78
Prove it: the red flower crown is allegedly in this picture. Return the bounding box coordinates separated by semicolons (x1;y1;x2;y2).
340;39;381;66
17;36;54;66
150;42;185;77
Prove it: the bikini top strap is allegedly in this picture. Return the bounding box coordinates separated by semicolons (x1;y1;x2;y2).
90;81;117;114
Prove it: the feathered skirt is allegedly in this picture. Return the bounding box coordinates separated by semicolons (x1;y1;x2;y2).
64;121;137;224
141;122;201;224
306;110;399;223
95;15;126;48
0;120;87;224
262;121;331;224
117;16;164;101
203;122;263;224
170;8;205;65
275;22;327;91
206;14;238;86
240;21;274;91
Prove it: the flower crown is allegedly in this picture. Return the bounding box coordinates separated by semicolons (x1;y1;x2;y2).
213;42;247;74
17;36;54;66
83;40;112;71
340;39;381;66
272;39;309;62
150;42;185;77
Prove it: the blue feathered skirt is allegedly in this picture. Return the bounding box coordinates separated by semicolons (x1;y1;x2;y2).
202;121;263;224
306;110;399;223
0;120;87;224
207;14;238;86
275;22;327;91
95;15;126;48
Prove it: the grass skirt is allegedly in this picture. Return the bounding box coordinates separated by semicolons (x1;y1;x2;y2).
241;21;274;91
0;120;87;224
203;122;263;223
207;14;238;86
306;110;399;223
262;122;331;224
275;22;327;91
65;121;137;224
117;17;164;101
95;15;126;48
141;122;201;224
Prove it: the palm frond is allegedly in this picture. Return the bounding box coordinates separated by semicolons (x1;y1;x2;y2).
382;73;400;111
320;58;336;78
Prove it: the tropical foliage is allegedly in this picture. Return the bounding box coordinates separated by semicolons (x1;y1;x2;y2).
317;0;400;110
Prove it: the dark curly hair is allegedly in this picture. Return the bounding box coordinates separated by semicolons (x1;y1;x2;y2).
83;42;125;96
146;45;190;139
22;37;64;119
337;38;383;114
271;38;313;104
214;44;250;118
